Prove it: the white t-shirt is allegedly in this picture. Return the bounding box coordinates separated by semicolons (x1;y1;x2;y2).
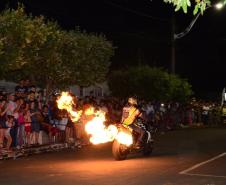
202;106;210;115
146;105;154;115
6;101;17;116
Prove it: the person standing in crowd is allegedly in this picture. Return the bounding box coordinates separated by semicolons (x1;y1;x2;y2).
17;102;26;148
145;102;155;123
6;94;20;148
41;105;52;142
202;102;210;125
65;116;74;144
4;115;15;151
23;79;31;94
6;94;17;117
24;108;32;146
222;102;226;124
0;93;5;101
27;91;36;103
15;79;27;99
30;101;41;145
0;99;8;149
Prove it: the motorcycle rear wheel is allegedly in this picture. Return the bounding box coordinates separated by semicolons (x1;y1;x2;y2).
142;141;153;156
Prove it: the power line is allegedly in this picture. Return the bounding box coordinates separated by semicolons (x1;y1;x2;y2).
102;0;169;23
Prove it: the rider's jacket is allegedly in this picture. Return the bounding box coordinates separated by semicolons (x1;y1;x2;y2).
121;105;140;126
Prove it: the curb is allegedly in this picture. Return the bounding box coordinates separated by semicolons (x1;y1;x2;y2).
0;143;69;160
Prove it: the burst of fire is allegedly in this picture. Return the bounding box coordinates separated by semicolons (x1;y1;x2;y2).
85;111;119;144
57;92;133;146
84;107;95;115
116;131;133;146
56;92;82;122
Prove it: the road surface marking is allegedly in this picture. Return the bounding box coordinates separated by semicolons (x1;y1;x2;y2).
181;172;226;179
179;152;226;178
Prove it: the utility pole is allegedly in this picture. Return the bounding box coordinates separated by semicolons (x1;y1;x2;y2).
171;12;201;74
171;15;176;73
170;3;223;74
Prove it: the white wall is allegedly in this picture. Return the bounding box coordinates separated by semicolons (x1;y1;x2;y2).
0;80;17;93
70;82;110;97
0;80;111;97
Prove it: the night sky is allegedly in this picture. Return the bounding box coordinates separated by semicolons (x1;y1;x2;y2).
1;0;226;97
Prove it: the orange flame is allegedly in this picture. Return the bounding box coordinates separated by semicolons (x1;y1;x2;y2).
84;107;95;116
85;110;133;146
116;131;133;146
56;92;82;122
85;111;119;144
56;92;133;146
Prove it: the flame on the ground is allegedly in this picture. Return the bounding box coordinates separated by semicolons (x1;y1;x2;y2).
57;92;133;146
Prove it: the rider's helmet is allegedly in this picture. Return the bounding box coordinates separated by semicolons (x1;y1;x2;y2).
128;97;137;106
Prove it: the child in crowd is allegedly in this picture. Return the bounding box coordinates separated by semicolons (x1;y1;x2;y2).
30;101;41;145
17;105;26;148
4;115;15;150
24;109;31;146
57;110;68;143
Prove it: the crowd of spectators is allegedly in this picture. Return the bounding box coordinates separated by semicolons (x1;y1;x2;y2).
0;79;49;151
0;79;124;152
141;100;224;133
0;79;225;152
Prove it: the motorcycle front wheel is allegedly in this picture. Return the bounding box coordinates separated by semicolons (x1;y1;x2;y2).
112;140;128;160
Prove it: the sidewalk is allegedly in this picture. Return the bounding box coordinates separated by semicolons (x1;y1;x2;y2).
0;143;70;160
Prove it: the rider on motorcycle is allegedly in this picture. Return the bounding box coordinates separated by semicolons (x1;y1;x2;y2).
121;97;145;148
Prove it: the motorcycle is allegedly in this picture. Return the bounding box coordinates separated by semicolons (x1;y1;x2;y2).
112;117;155;160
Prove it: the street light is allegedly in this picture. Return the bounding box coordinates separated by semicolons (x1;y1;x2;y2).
171;2;224;73
174;3;224;40
215;2;224;10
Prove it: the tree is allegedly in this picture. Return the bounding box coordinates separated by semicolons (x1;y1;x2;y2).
163;0;226;15
59;30;114;87
108;65;193;102
0;5;114;94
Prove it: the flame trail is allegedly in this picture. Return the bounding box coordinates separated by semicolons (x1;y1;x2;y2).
57;92;133;146
85;110;119;144
56;92;82;122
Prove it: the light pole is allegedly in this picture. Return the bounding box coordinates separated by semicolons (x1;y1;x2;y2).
171;2;224;73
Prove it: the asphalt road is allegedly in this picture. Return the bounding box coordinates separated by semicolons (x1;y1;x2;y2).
1;128;226;185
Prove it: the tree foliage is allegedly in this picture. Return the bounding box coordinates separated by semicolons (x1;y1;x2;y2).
0;5;114;93
163;0;226;15
108;66;193;102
